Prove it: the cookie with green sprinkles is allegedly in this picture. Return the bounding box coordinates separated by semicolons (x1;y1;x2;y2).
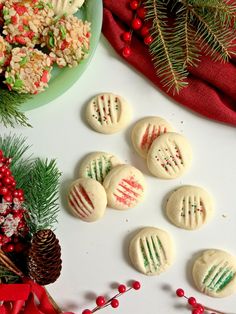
129;227;175;276
78;152;121;184
4;47;52;94
192;249;236;298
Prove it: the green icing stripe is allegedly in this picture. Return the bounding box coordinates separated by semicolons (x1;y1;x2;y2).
217;272;235;291
86;156;112;183
203;265;216;284
151;237;160;265
146;239;157;271
157;236;167;261
140;240;149;268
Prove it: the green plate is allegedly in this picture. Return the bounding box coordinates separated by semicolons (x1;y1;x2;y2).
21;0;103;111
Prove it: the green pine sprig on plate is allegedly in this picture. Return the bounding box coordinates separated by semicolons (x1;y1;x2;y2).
145;0;236;94
0;89;32;128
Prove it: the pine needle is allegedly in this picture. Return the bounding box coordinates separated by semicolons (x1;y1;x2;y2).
146;0;188;93
23;158;61;234
0;265;20;283
0;134;32;188
0;89;32;128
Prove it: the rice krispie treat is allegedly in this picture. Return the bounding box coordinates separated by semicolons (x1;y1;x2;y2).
4;46;52;94
42;15;90;67
2;0;54;46
0;35;11;73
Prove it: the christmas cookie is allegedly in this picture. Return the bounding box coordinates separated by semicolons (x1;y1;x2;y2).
129;227;175;276
147;132;192;179
166;185;214;230
85;93;132;134
131;116;174;158
51;0;84;16
78;152;121;184
67;178;107;222
103;165;146;210
192;249;236;298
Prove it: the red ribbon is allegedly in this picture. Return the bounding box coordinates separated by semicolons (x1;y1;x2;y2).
0;280;74;314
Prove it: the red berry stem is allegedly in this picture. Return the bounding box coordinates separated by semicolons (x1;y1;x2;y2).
175;288;226;314
82;281;141;314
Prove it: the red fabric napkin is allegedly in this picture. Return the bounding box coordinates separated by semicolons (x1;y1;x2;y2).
102;0;236;126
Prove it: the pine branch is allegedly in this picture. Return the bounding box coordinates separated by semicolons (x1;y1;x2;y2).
173;2;200;67
23;159;61;234
0;134;32;189
0;89;32;128
188;0;236;27
0;265;20;283
146;0;188;93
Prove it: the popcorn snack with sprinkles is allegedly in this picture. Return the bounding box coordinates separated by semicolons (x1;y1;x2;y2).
42;14;91;67
4;46;52;94
0;35;11;73
2;0;54;47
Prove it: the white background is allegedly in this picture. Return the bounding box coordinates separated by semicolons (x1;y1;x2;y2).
1;36;236;314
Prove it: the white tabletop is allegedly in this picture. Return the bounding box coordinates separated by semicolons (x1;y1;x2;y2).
1;36;236;314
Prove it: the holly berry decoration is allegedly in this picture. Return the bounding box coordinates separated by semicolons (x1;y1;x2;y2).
121;0;153;58
0;150;29;253
82;281;141;313
176;288;222;314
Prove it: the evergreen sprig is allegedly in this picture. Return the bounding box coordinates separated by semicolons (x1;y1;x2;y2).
23;158;61;234
145;0;236;93
0;89;32;128
0;265;20;283
0;135;61;234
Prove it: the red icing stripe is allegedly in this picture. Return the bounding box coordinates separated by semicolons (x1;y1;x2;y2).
141;124;150;149
79;185;94;209
122;177;143;191
73;186;92;214
118;183;140;197
113;192;134;206
69;198;87;218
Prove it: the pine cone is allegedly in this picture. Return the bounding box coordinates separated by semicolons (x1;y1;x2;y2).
27;229;62;286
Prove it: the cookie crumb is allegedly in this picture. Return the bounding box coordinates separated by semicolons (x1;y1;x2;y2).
126;219;129;222
222;214;227;218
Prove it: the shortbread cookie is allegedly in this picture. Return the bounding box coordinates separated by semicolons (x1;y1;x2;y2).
192;249;236;298
103;165;146;210
51;0;84;16
147;132;192;179
131;117;174;158
78;152;121;184
67;178;107;222
166;185;214;230
129;227;175;276
86;93;132;134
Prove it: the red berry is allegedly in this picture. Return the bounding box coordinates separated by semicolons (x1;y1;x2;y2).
122;46;131;58
13;190;19;197
18;189;24;197
131;18;142;30
82;310;92;314
192;309;201;314
195;304;204;313
118;284;126;293
19;195;25;202
137;7;146;19
3;177;11;185
144;35;153;45
132;281;141;290
122;32;132;42
176;288;185;297
111;299;119;308
4;194;12;203
130;0;138;10
4;244;14;253
96;296;106;307
0;187;8;195
188;297;197;307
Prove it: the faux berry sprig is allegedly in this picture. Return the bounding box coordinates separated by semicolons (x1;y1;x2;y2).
121;0;153;58
176;288;225;314
82;281;141;314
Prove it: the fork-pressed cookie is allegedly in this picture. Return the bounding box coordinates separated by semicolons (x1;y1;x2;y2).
103;164;146;210
67;178;107;222
166;185;214;230
78;152;121;184
192;249;236;298
86;93;132;134
147;132;192;179
129;227;175;276
131;116;174;158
